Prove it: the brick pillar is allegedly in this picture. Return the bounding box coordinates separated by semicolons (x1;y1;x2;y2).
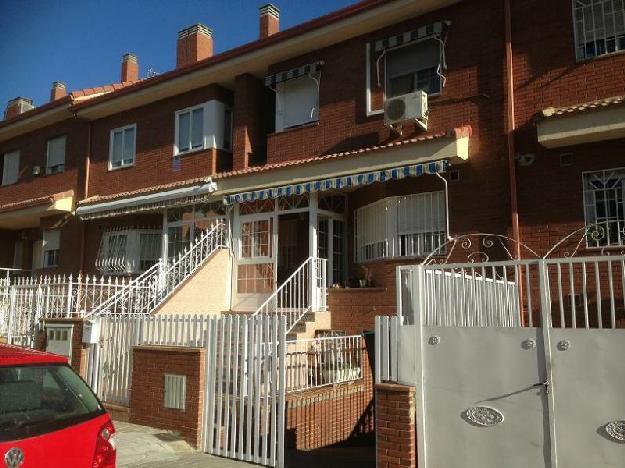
233;73;266;170
376;383;416;468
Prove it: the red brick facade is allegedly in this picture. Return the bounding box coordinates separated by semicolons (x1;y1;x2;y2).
129;346;206;448
376;383;416;468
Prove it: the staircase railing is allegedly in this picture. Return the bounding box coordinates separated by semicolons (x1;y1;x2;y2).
253;257;327;333
86;223;228;317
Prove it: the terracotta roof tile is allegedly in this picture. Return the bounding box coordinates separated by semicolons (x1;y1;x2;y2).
0;190;74;214
541;95;625;119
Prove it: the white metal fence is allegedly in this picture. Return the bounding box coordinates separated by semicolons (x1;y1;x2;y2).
399;255;625;329
285;335;363;392
253;256;327;333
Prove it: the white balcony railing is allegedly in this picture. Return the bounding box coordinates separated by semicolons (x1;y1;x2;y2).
252;256;327;333
285;335;363;392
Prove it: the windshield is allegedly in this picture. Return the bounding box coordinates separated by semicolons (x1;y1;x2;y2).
0;364;104;442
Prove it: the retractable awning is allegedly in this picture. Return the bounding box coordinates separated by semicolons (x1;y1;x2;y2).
265;61;324;87
223;160;448;205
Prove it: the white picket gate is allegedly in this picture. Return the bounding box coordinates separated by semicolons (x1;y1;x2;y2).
202;315;286;468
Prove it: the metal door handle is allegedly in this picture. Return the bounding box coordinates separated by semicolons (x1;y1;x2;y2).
533;380;550;394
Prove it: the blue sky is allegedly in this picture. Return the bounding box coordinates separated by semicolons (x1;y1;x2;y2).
0;0;356;109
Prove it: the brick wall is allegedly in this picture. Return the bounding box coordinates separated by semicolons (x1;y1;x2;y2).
35;317;88;376
286;338;374;450
88;84;232;199
376;383;416;468
130;345;205;448
329;288;395;335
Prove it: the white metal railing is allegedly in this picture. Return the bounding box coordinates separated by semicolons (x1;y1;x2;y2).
285;335;363;392
87;223;228;317
252;257;327;333
375;316;399;384
399;255;625;330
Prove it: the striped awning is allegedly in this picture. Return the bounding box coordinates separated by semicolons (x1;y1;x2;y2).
265;61;324;87
223;160;448;205
374;21;448;52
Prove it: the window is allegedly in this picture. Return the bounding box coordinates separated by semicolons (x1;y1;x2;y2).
275;76;319;132
96;229;161;274
354;191;446;262
1;151;20;186
109;124;136;169
583;168;625;247
386;40;442;97
166;203;225;259
176;105;205;154
241;219;272;259
574;0;625;60
43;230;61;268
46;136;66;174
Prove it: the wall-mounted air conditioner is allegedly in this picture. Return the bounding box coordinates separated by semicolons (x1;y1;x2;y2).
384;90;428;131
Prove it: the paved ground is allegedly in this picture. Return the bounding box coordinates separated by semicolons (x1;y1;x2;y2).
115;421;375;468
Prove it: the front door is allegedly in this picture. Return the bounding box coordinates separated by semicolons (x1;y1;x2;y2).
277;213;308;284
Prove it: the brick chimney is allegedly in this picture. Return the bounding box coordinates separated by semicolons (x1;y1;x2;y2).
4;97;34;120
260;4;280;38
176;24;213;68
50;81;67;101
121;53;139;82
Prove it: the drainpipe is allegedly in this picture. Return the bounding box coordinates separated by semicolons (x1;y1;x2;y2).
78;119;92;275
504;0;521;260
504;0;525;325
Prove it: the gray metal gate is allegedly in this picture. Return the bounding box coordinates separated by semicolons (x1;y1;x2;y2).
202;315;286;468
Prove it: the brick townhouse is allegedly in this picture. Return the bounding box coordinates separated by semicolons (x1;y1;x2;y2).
1;0;624;331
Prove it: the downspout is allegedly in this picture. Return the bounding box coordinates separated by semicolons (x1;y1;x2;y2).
504;0;525;326
504;0;521;259
78;118;92;275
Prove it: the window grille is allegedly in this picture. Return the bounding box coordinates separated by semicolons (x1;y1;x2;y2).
96;228;162;274
574;0;625;60
583;167;625;247
355;191;446;262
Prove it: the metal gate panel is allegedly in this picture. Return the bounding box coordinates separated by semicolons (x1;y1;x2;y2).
203;315;286;468
550;328;625;467
421;326;549;468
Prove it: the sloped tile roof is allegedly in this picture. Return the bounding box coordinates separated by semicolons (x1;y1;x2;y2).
541;95;625;119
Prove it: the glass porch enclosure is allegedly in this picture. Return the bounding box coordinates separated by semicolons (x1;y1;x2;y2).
231;192;346;311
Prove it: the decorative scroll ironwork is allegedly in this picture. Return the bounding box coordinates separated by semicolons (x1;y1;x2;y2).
605;420;625;442
421;233;540;266
543;222;625;259
463;406;504;427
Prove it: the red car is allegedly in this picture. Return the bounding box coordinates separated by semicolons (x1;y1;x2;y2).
0;344;116;468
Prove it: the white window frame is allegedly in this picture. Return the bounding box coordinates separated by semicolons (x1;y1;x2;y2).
582;167;625;248
354;191;447;262
2;150;20;186
108;124;136;170
46;135;66;175
175;103;207;156
42;230;61;268
174;100;232;156
238;215;274;262
573;0;625;61
275;76;320;132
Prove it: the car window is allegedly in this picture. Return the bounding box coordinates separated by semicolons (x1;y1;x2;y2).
0;364;104;442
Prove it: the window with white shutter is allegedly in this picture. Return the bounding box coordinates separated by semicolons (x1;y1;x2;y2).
43;230;61;268
386;40;442;97
275;76;319;132
109;124;136;169
2;151;20;186
46;136;66;174
355;191;446;262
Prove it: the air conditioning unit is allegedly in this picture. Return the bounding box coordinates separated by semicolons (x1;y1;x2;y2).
384;90;428;130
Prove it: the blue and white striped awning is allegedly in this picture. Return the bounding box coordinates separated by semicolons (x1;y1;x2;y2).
223;160;448;205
